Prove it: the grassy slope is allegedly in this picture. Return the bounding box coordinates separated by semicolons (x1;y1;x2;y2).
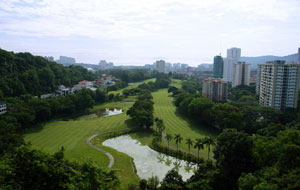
110;78;156;95
130;79;218;155
24;101;138;188
152;88;218;154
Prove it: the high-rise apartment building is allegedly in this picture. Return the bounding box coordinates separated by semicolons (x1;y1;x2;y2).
222;47;241;82
155;60;166;73
232;62;251;87
256;60;300;109
202;78;227;102
213;55;223;78
298;48;300;64
58;56;76;64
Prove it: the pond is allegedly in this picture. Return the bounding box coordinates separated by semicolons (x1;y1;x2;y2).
102;135;196;181
76;108;122;120
94;108;123;117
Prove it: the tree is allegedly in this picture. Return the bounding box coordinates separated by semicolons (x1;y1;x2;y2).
147;176;159;190
160;169;185;190
174;134;183;152
166;133;173;149
0;145;120;190
188;97;214;125
194;138;204;161
203;137;215;160
186;138;194;155
139;179;147;190
213;129;254;190
212;103;244;131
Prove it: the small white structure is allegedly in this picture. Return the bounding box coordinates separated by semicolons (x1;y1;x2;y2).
0;102;7;114
56;85;73;96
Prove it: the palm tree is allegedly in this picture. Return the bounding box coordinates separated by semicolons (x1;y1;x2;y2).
174;134;183;152
194;138;204;161
166;133;173;149
203;137;215;160
185;138;194;155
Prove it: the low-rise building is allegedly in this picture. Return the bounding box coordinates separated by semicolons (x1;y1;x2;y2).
56;85;73;96
0;102;7;114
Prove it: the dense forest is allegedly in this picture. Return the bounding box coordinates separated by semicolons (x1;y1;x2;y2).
0;49;96;97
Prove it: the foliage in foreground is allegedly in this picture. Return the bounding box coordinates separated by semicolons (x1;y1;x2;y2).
0;145;120;190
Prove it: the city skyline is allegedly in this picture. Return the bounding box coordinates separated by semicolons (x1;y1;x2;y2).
1;0;300;66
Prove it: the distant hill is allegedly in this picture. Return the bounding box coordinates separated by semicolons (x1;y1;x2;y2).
240;53;298;69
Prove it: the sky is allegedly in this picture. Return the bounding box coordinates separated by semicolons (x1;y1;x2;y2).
0;0;300;66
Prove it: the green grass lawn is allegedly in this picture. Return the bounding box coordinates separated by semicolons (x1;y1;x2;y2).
128;79;218;156
152;86;218;155
24;78;217;188
111;78;156;95
24;101;139;189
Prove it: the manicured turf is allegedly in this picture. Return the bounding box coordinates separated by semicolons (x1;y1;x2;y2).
152;85;218;155
111;78;156;95
24;78;217;188
24;101;138;189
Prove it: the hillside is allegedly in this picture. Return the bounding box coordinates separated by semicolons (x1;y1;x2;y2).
241;53;298;69
0;49;96;97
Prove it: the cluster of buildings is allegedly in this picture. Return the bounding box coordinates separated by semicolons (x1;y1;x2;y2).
98;60;114;70
145;60;193;74
40;75;116;99
203;47;300;110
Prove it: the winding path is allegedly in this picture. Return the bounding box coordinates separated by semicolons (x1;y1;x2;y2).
86;128;130;168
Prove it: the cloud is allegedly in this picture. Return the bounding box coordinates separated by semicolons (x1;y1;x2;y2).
0;0;299;65
1;0;299;39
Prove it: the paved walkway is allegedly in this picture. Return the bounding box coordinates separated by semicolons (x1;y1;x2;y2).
86;128;130;168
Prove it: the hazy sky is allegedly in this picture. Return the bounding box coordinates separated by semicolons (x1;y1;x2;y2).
1;0;300;66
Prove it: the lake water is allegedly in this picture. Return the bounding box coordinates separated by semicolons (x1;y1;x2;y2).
94;108;123;117
102;135;196;181
77;108;123;120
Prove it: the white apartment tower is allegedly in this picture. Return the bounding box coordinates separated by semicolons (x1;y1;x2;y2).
298;47;300;64
232;62;251;87
155;60;166;73
222;47;241;82
202;78;228;102
256;60;300;110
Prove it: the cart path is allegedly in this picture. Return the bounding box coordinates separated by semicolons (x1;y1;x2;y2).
86;128;130;168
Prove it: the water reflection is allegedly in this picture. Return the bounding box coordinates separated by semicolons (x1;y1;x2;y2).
94;108;122;117
103;135;196;181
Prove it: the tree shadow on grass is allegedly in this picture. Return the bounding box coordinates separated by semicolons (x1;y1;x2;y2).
174;109;219;137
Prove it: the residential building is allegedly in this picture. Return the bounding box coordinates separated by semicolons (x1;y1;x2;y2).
173;63;181;71
58;56;76;64
298;47;300;64
202;78;228;102
256;60;300;109
232;62;251;87
73;80;93;91
155;60;166;73
222;47;241;82
99;60;114;70
213;55;224;78
44;56;54;62
0;102;7;114
181;64;189;71
56;85;73;96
